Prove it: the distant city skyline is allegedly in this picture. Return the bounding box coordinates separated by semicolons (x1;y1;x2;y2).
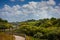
0;0;60;22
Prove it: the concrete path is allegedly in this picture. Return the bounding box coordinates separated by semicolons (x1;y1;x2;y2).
14;35;25;40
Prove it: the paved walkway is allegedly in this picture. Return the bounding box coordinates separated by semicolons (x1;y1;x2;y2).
14;35;25;40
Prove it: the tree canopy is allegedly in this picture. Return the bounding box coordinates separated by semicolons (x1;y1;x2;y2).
16;17;60;40
0;18;12;29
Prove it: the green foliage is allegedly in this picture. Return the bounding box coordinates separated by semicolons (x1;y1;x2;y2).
0;18;8;23
0;18;12;30
34;32;44;38
15;17;60;40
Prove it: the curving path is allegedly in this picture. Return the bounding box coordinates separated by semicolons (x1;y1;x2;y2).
14;35;25;40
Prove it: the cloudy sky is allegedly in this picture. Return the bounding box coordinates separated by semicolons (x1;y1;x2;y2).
0;0;60;22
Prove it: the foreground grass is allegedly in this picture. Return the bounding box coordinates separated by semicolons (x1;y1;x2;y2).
0;32;15;40
26;36;40;40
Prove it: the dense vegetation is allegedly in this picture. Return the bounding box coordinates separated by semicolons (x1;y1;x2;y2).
0;18;12;31
16;17;60;40
0;18;15;40
0;17;60;40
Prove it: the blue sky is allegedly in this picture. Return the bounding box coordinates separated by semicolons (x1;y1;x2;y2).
0;0;60;22
0;0;60;8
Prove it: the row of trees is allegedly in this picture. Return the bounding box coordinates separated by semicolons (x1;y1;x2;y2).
0;18;12;31
0;18;8;23
16;17;60;40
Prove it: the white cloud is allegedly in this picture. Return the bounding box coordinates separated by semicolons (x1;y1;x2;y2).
47;0;56;5
0;0;60;22
1;4;22;16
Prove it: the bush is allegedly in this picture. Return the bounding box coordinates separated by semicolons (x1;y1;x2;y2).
34;32;43;38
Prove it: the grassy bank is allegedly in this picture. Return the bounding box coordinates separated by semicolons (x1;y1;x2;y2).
0;32;15;40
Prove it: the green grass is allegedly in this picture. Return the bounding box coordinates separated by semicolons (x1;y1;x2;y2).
0;32;15;40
